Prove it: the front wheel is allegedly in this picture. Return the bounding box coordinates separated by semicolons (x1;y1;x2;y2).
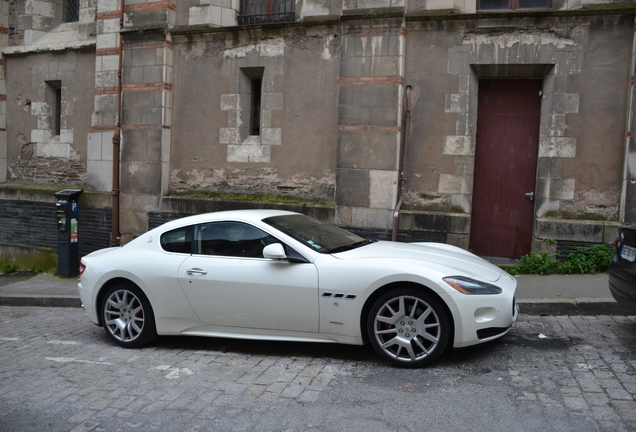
100;283;157;348
367;288;451;368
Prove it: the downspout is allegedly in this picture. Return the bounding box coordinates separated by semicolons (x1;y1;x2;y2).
110;1;124;247
392;85;412;242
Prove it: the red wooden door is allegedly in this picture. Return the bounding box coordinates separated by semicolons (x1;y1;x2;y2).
470;79;542;258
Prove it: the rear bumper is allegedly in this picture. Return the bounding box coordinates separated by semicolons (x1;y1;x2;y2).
608;270;636;314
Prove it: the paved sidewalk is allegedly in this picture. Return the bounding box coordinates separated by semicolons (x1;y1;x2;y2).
0;271;631;315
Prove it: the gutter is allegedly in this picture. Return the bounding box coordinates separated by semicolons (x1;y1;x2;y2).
392;85;412;242
111;2;124;247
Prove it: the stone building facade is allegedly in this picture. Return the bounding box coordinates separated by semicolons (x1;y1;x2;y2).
1;0;636;259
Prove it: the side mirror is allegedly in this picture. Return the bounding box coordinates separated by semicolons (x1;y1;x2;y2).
263;243;287;260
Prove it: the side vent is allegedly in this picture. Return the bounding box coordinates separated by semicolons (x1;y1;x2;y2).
321;293;356;300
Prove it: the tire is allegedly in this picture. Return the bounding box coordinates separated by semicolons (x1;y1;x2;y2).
367;288;451;368
100;283;157;348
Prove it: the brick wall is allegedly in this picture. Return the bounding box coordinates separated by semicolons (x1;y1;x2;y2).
0;200;111;256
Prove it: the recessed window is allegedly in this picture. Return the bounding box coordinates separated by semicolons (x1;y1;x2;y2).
45;81;62;136
250;78;262;136
478;0;552;10
241;67;265;136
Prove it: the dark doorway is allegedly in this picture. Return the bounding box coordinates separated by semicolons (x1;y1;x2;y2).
470;79;542;259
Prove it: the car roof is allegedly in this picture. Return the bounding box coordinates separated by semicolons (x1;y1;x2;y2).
155;209;300;231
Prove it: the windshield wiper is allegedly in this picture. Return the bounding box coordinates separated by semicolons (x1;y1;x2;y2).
328;239;375;254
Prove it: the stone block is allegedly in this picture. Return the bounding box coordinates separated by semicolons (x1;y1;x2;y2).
443;135;475;156
338;130;398;170
450;193;471;213
550;178;575;200
87;160;113;192
96;33;118;50
540;114;566;137
219;127;241;145
535;219;604;243
221;94;239;111
438;173;471;194
221;7;237;26
262;93;283;111
131;48;159;68
603;222;622;243
261;128;281;145
368;169;398;209
553;93;580;114
357;0;392;9
351;207;393;229
30;101;50;116
536;157;562;179
445;94;469;113
227;143;270;163
96;70;119;88
141;107;162;125
98;17;120;35
143;66;163;83
412;212;453;233
538;137;577;158
370;56;400;77
121;161;162;195
336;169;370;207
532;238;557;256
31;129;54;143
447;233;469;250
122;90;155;108
338;105;369;125
60;129;73;144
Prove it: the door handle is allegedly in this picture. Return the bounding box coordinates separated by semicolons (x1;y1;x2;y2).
525;192;535;202
187;268;207;275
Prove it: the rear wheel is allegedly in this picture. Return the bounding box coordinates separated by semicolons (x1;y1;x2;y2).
100;283;157;348
367;288;451;368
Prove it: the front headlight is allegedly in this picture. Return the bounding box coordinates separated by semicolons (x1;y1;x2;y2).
443;276;503;295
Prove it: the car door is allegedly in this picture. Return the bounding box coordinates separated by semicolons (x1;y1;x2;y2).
177;221;320;332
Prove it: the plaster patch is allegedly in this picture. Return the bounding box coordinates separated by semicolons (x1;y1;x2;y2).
539;137;577;158
323;35;335;60
224;39;285;58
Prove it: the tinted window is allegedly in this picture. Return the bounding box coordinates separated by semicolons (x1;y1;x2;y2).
160;226;193;254
196;222;278;258
264;214;366;253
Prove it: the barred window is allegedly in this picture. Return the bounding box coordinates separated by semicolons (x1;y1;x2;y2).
65;0;80;23
239;0;295;25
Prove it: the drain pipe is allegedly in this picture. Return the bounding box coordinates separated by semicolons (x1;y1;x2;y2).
392;85;412;242
110;2;124;247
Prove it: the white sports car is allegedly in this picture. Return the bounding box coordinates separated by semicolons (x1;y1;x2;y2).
79;209;518;367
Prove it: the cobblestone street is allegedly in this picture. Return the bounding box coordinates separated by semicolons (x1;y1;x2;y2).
1;306;635;431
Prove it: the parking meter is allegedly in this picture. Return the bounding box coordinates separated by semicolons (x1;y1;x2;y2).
54;189;83;276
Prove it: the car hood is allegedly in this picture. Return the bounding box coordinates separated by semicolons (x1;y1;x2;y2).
333;241;503;282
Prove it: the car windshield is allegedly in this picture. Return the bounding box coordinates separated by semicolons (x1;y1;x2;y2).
263;214;371;254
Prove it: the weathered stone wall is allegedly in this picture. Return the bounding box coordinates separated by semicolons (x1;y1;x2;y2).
402;15;632;249
5;49;95;184
169;27;340;204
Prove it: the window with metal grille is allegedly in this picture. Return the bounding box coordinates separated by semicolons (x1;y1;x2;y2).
477;0;552;10
65;0;80;22
239;0;295;25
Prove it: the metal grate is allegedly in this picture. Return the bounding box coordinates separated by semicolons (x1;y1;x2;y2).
239;0;295;25
65;0;80;23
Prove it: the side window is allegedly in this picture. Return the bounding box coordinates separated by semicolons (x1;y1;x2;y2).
160;226;193;254
196;222;278;258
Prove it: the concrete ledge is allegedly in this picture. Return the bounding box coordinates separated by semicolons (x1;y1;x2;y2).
518;298;633;316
